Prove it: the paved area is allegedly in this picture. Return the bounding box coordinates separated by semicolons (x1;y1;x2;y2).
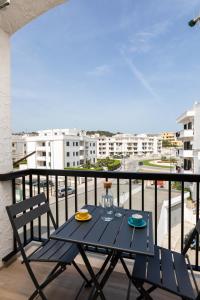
0;249;180;300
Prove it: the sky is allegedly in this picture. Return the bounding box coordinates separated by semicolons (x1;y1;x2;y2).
11;0;200;134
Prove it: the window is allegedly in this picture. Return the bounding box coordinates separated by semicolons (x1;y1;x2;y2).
93;150;95;154
42;152;46;156
90;151;92;154
73;142;75;146
77;161;79;166
66;141;70;146
76;142;79;146
76;152;78;156
54;132;57;135
48;142;50;146
184;159;192;170
73;161;75;166
66;152;70;157
93;143;95;146
42;142;45;146
49;152;51;157
73;152;75;156
49;162;51;167
67;162;70;167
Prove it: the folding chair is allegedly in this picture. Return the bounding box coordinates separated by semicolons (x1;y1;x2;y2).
132;220;200;300
6;192;90;300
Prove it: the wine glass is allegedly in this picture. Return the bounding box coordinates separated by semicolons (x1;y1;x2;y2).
115;192;126;217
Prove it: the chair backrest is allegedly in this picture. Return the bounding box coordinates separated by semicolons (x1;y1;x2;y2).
183;219;200;255
6;193;56;247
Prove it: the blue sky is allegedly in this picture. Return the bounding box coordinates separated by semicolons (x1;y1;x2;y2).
12;0;200;133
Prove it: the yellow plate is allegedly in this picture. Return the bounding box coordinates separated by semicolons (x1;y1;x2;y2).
75;213;92;222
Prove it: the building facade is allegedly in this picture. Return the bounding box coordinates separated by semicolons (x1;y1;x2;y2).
161;132;182;147
26;129;97;169
12;134;27;163
97;133;162;158
176;102;200;174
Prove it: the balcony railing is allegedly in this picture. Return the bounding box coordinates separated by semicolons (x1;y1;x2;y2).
0;168;200;272
179;149;193;158
178;129;194;139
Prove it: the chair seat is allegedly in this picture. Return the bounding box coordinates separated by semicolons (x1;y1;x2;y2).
133;246;196;300
28;239;79;264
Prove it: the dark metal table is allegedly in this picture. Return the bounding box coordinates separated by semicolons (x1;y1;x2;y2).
51;205;154;299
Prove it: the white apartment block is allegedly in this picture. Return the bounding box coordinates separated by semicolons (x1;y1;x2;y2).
26;129;97;169
12;134;27;163
97;133;162;158
177;102;200;174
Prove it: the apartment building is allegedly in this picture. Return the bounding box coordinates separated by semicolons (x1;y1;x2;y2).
12;134;27;163
176;102;200;174
97;133;162;158
26;129;97;169
161;132;182;147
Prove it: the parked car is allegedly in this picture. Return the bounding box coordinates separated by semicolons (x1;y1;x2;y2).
58;187;75;198
32;180;54;188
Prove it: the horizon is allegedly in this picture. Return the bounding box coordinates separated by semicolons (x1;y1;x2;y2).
12;0;200;133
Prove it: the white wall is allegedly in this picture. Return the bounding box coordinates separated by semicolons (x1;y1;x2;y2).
0;28;13;265
193;103;200;173
157;192;190;246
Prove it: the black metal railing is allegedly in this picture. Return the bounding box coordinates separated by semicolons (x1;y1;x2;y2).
0;168;200;271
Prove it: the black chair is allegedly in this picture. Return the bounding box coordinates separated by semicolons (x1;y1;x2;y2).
132;220;200;300
6;193;90;300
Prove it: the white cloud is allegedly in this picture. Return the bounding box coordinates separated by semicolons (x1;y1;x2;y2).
87;64;111;76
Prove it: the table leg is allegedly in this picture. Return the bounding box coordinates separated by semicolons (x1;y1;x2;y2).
92;251;119;300
78;245;106;300
87;251;113;286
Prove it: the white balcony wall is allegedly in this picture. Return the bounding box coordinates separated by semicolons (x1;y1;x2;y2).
179;129;194;139
0;28;13;266
179;150;193;158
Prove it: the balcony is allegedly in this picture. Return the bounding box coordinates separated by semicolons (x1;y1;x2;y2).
0;168;200;299
178;129;194;139
179;149;193;158
0;253;178;300
36;156;46;161
176;110;194;123
36;146;46;151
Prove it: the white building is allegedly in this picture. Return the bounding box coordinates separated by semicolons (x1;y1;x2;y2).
176;102;200;174
26;129;97;169
12;134;27;163
97;133;162;158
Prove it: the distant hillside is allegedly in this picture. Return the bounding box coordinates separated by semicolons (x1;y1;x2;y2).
86;130;121;137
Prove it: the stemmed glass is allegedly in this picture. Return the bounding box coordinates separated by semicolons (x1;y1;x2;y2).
114;192;126;217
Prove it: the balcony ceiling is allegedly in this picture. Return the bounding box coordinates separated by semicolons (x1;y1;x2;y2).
0;0;66;35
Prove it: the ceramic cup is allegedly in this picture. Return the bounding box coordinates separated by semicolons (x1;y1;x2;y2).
131;214;143;226
77;209;89;218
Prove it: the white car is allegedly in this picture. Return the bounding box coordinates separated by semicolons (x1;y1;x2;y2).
58;187;75;198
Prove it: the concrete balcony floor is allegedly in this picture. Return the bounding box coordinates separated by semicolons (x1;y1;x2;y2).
0;246;180;300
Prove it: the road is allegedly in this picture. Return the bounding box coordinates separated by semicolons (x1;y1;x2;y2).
25;157;180;237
